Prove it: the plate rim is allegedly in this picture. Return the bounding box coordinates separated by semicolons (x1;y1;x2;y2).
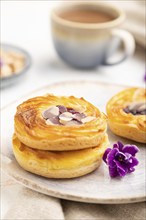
1;80;131;110
2;157;146;204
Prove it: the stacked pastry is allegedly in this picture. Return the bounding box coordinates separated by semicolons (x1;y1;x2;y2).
13;94;108;178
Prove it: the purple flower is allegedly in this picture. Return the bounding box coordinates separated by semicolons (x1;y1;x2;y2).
144;72;146;82
103;141;139;178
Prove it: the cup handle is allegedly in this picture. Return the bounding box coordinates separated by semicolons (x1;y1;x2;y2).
103;29;135;65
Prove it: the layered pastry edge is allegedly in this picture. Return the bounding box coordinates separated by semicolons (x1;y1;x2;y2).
12;134;109;178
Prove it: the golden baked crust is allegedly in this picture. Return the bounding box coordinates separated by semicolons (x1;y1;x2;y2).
12;134;109;178
106;88;146;143
14;94;107;150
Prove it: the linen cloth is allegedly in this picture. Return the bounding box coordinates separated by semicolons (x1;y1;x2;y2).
105;0;146;48
2;172;146;220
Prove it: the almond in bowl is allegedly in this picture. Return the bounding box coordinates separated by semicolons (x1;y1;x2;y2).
0;49;25;78
0;44;31;88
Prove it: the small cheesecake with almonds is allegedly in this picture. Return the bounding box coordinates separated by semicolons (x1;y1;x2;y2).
14;94;107;151
106;87;146;143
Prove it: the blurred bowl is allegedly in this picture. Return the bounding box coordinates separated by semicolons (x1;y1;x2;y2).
0;43;32;89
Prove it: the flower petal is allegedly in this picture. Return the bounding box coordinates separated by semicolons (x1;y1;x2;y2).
118;141;124;151
124;153;132;160
107;148;119;167
117;166;127;177
109;166;119;177
129;167;135;172
127;157;139;173
113;143;119;149
122;145;139;156
113;141;124;151
103;148;111;164
115;161;128;177
115;151;127;161
115;159;128;170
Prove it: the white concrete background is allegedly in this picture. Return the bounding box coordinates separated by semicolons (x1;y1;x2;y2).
1;0;145;108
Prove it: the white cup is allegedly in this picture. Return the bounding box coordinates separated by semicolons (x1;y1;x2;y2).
51;2;135;69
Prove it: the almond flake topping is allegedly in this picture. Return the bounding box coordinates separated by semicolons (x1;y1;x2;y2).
42;106;59;119
59;112;73;122
42;105;96;126
81;116;96;123
123;102;146;115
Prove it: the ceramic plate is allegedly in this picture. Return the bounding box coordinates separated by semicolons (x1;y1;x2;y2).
0;43;31;88
1;81;146;204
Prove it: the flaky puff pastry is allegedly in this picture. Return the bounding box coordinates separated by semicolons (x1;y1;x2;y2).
14;94;107;151
12;134;109;178
106;88;146;143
